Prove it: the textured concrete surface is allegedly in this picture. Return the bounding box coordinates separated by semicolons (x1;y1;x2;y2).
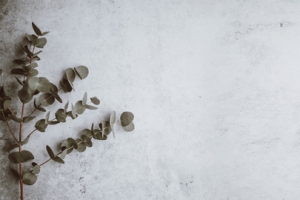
1;0;300;199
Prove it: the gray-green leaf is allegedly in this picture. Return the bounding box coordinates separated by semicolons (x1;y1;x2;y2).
90;97;100;105
46;145;54;159
123;122;135;132
23;172;37;185
32;22;42;36
74;66;89;80
120;112;134;127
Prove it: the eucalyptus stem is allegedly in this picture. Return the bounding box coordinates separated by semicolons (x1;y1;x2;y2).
19;103;25;200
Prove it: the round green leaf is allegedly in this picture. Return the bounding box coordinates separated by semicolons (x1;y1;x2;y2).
8;152;23;163
60;79;72;93
32;165;40;174
76;139;86;152
55;109;67;122
74;66;89;80
35;38;47;48
65;68;76;83
35;119;48;132
21;150;35;162
81;135;92;147
28;77;51;93
120;112;134;127
123;122;135;132
23;172;37;185
75;101;86;114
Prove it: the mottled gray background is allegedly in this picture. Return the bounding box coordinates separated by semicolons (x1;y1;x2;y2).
1;0;300;199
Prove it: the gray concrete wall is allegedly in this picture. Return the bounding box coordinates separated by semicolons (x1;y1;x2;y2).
1;0;300;199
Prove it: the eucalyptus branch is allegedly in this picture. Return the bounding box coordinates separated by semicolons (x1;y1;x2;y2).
3;22;135;200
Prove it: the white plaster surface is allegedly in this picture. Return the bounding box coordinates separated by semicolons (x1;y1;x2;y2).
1;0;300;199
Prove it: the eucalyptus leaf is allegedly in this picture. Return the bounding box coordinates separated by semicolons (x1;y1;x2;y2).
123;122;135;132
11;68;26;75
28;77;51;93
76;139;86;152
39;93;55;106
74;66;89;80
120;112;134;127
28;69;38;77
8;150;34;163
32;22;42;36
85;105;97;110
41;31;50;36
55;109;67;122
80;129;91;138
24;62;38;71
110;111;116;138
53;93;62;103
52;156;65;164
45;111;50;122
35;38;47;48
21;150;35;162
7;114;22;123
82;92;87;106
23;116;36;123
31;165;40;174
21;135;30;145
60;79;72;93
75;101;86;114
48;120;60;125
71;104;76;118
8;152;23;163
25;33;33;42
35;119;48;132
60;149;68;159
64;101;69;112
23;172;37;185
81;135;92;147
46;145;54;159
90;97;100;105
65;68;76;83
61;138;76;154
14;59;25;64
66;111;77;119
